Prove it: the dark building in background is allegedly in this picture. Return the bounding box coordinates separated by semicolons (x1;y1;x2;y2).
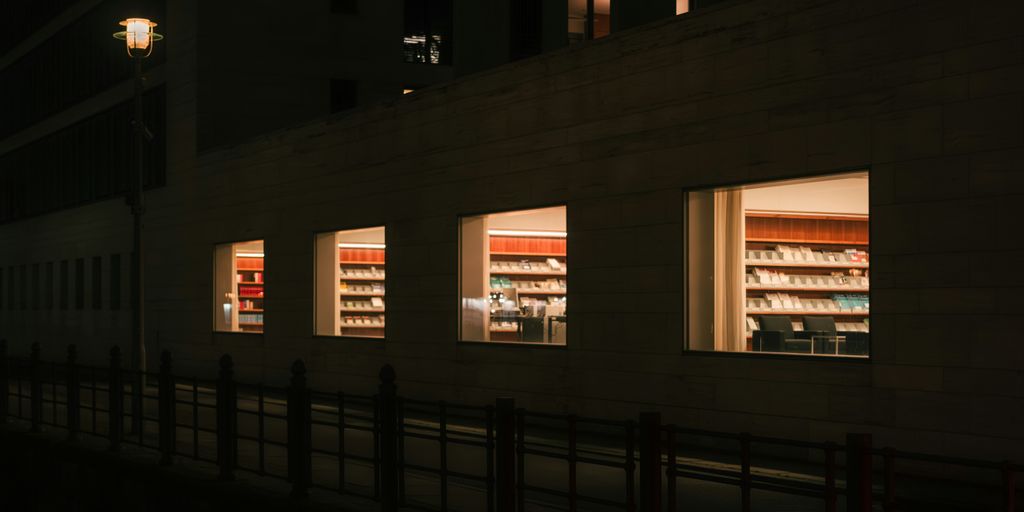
5;0;1021;468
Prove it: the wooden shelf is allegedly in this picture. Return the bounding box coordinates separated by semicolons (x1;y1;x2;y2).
496;289;566;295
747;238;868;246
490;251;567;257
746;310;869;316
746;286;869;293
237;268;264;272
489;270;566;276
341;324;385;329
239;309;264;313
340;261;385;265
238;295;265;299
746;260;869;269
340;308;385;313
340;291;385;296
238;281;264;285
340;275;386;281
489;327;519;333
238;322;263;326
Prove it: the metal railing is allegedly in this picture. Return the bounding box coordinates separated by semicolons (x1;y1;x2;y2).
0;338;1019;512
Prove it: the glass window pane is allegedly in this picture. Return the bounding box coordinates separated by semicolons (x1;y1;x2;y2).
315;227;386;338
460;206;567;345
686;172;870;357
214;240;265;333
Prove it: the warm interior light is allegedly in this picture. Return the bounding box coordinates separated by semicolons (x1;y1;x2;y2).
338;243;387;249
488;229;567;238
236;252;265;258
402;88;415;95
114;17;163;57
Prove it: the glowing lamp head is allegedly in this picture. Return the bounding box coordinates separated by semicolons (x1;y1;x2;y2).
114;18;163;58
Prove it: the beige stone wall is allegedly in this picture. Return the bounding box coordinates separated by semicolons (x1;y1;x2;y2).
3;0;1024;459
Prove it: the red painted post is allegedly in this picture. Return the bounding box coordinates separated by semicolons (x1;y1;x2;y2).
638;412;662;512
845;433;873;512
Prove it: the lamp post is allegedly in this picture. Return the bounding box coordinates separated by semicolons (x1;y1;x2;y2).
114;18;162;374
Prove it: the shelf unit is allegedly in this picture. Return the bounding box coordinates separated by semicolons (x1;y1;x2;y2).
745;212;869;341
235;260;264;333
488;235;567;343
338;248;385;338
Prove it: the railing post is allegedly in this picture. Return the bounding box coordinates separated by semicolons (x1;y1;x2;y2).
824;442;837;512
379;364;399;512
108;346;124;451
66;345;80;442
638;412;662;512
739;432;752;512
217;354;237;480
29;342;41;432
287;359;311;498
845;433;873;512
495;397;516;512
0;339;8;424
158;350;175;466
1004;461;1016;512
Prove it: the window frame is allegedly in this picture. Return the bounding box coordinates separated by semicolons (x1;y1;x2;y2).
311;224;389;341
681;169;874;362
212;238;267;335
456;203;570;348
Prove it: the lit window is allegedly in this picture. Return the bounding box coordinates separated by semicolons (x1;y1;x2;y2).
214;240;265;333
315;227;386;338
403;0;452;65
686;172;869;357
677;0;690;14
568;0;611;44
460;206;567;344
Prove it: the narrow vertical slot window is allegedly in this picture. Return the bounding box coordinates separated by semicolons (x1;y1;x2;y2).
315;227;386;338
110;254;121;310
460;206;567;345
92;256;102;309
45;262;53;310
74;258;84;310
213;240;265;333
59;261;68;310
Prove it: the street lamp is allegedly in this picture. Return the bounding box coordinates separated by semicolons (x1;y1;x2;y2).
113;18;162;375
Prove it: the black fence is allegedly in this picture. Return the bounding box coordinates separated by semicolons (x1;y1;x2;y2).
0;339;1019;512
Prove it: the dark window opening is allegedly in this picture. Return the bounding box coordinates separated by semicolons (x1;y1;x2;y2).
110;254;121;310
511;0;543;60
331;0;358;14
31;263;39;310
74;258;84;310
92;256;102;310
45;262;54;310
330;79;358;113
403;0;453;65
59;261;68;310
19;265;26;310
7;266;14;310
